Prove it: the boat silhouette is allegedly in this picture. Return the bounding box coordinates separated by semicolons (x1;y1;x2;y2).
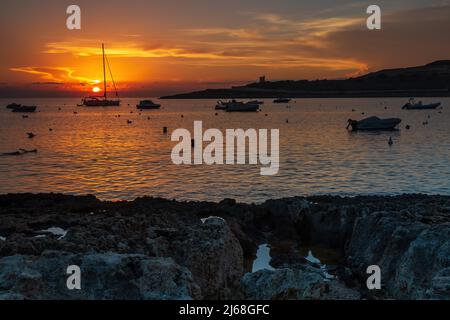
80;44;120;107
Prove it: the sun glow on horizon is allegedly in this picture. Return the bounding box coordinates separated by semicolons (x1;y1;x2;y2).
92;86;101;93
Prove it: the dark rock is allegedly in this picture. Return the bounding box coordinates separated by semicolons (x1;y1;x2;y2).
241;265;360;300
0;251;201;300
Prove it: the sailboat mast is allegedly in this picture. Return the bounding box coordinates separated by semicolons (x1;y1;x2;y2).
102;43;107;99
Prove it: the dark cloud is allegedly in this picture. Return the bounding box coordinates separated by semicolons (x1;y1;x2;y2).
323;5;450;72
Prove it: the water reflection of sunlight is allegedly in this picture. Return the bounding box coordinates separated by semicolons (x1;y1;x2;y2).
0;97;449;201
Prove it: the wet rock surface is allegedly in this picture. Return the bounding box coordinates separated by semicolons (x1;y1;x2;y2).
0;193;449;300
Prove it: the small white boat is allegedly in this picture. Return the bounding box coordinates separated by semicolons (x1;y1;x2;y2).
402;98;441;110
136;100;161;109
226;101;260;112
215;100;232;110
347;116;401;131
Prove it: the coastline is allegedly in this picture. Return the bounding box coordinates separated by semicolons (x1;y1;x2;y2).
160;89;450;99
161;60;450;99
1;193;449;300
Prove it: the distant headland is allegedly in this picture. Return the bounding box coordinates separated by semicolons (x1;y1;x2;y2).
161;60;450;99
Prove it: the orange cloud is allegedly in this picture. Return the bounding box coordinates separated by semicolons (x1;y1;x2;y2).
10;10;371;86
43;42;228;60
10;66;100;84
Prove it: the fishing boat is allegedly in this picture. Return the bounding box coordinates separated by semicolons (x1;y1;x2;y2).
10;105;37;113
80;44;120;107
273;98;291;103
347;116;401;131
226;101;260;112
402;98;441;110
136;100;161;109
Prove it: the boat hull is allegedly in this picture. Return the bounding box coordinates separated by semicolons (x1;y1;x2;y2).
402;102;441;110
226;104;259;112
136;105;160;110
11;106;37;113
82;99;120;107
348;117;401;131
6;103;21;109
273;98;291;103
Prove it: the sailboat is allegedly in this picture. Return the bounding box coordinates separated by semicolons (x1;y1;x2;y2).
81;44;120;107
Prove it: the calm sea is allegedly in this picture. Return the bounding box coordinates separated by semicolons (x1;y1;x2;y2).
0;97;449;202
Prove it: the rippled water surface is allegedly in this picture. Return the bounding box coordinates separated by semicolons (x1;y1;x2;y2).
0;97;449;202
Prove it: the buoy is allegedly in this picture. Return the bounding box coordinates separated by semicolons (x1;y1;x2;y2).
388;137;393;146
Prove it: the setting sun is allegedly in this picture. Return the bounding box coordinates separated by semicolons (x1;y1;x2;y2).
92;86;101;93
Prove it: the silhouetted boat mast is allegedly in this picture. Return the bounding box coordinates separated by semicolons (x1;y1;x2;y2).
80;43;120;107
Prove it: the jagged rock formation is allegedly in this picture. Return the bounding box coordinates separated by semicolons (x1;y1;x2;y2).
0;193;449;299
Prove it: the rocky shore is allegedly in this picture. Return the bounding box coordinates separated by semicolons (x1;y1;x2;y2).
0;193;449;300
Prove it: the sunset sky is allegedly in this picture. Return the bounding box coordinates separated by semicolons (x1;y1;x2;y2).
1;0;450;97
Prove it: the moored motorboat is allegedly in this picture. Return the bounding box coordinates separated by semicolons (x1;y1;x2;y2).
402;98;441;110
347;116;401;131
215;100;232;110
6;103;21;109
136;100;161;109
273;98;291;103
11;105;37;113
226;101;260;112
248;100;264;105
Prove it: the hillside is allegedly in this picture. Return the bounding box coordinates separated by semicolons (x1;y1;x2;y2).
161;61;450;99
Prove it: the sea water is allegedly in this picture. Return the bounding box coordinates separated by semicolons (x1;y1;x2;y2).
0;97;449;202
